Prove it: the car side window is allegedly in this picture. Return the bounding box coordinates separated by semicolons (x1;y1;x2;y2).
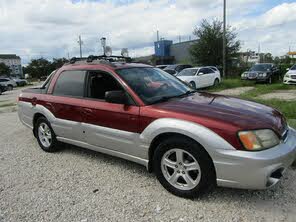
53;70;86;97
198;68;206;74
86;71;124;101
205;68;214;74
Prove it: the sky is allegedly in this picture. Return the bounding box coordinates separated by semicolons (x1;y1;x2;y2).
0;0;296;64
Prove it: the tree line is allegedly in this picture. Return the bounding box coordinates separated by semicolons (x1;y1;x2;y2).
23;58;69;78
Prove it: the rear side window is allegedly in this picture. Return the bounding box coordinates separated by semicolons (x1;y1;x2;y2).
53;70;86;97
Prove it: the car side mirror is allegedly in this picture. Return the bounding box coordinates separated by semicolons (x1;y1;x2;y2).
105;90;130;105
286;68;290;71
198;72;204;75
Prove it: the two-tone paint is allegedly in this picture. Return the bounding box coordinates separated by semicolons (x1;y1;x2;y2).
18;62;296;189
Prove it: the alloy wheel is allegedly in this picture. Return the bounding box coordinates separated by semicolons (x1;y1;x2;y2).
38;122;52;148
161;148;201;190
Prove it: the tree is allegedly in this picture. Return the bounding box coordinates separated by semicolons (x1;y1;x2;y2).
0;63;11;76
25;58;52;78
51;58;69;70
190;19;241;73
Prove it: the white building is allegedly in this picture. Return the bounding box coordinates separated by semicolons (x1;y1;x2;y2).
0;54;23;77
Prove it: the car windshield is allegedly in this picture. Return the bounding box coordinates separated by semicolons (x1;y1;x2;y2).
249;64;272;71
290;65;296;70
116;67;193;105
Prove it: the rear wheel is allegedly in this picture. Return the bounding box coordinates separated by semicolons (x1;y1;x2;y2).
213;78;219;86
35;117;59;152
189;81;196;89
153;136;216;198
0;88;2;95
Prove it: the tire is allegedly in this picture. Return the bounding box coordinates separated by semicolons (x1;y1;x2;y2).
0;88;2;95
34;117;59;152
189;81;196;89
213;78;219;86
153;136;216;198
7;85;13;91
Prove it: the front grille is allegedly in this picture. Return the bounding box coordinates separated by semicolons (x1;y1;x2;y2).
291;75;296;79
248;73;258;78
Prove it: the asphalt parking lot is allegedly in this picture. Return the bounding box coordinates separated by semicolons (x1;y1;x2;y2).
0;93;296;222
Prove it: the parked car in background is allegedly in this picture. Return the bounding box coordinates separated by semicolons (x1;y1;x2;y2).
206;66;220;76
241;63;279;84
0;84;7;95
12;77;28;86
163;64;192;76
18;55;296;198
176;67;221;89
156;65;169;70
283;64;296;85
0;78;17;90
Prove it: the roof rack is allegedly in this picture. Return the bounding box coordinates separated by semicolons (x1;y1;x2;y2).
69;55;132;64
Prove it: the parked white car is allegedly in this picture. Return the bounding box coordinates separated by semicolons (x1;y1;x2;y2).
283;64;296;85
176;67;221;89
0;78;17;91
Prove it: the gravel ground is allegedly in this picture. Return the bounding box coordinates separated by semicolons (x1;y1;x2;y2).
1;112;296;222
215;87;255;96
257;90;296;101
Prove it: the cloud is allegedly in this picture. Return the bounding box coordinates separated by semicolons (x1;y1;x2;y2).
0;0;295;65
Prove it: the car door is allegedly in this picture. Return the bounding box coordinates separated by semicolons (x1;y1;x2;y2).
203;68;216;87
81;70;140;156
45;70;87;142
196;68;209;87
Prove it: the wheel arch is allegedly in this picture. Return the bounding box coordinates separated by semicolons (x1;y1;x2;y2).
142;118;235;173
33;113;46;136
147;132;215;174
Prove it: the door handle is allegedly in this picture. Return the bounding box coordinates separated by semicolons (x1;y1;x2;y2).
82;108;93;115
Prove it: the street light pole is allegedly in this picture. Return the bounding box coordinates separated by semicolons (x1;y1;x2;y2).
223;0;226;78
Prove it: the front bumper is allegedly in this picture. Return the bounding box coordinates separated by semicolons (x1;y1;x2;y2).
213;127;296;189
283;77;296;85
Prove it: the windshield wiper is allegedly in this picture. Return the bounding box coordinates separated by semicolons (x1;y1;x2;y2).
150;90;197;105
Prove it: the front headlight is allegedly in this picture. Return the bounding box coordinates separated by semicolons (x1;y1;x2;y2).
262;73;267;77
285;74;290;78
238;129;280;151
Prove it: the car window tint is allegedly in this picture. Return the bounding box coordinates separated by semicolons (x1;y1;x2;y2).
205;68;214;74
87;71;123;101
53;70;86;97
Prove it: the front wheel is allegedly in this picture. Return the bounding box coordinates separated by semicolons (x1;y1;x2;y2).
153;137;216;198
189;81;196;89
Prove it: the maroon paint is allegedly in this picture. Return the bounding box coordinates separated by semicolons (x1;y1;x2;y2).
19;63;287;150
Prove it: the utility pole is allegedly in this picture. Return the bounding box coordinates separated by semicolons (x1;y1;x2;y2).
157;30;160;42
77;35;83;58
223;0;226;78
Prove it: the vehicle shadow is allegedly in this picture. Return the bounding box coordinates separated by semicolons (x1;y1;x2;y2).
57;143;294;204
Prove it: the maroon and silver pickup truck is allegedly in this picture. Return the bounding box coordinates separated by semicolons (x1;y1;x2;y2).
18;56;296;198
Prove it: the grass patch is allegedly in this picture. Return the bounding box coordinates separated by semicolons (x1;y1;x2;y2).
209;79;255;91
288;119;296;129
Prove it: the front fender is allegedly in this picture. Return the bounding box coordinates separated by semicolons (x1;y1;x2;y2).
140;118;235;152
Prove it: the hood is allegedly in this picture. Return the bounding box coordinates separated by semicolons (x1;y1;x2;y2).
151;92;287;137
287;70;296;75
